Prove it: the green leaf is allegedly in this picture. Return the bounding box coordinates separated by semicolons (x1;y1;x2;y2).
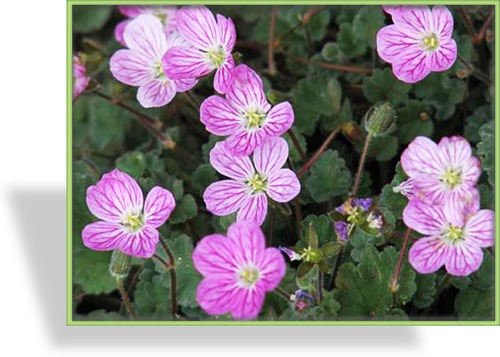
477;120;494;186
73;249;116;294
169;194;198;224
470;253;494;291
396;100;434;144
315;290;341;319
116;151;146;178
296;263;318;290
191;164;217;197
464;105;491;144
305;150;351;203
301;215;335;246
337;23;367;57
366;135;399;162
363;68;411;105
134;274;171;319
412;274;437;309
283;128;308;163
379;163;408;230
297;261;315;279
455;287;494;320
73;5;112;33
74;310;125;321
352;6;385;48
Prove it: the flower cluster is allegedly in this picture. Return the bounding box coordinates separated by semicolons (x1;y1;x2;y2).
376;5;457;83
397;136;494;276
333;197;385;241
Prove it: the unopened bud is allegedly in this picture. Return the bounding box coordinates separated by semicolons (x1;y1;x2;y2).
364;102;397;137
109;250;132;282
163;138;176;149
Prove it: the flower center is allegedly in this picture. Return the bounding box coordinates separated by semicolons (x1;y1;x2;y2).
243;109;267;129
441;168;462;189
238;266;260;287
346;206;363;224
422;33;439;51
205;46;226;69
152;61;166;79
443;225;464;243
246;174;267;194
122;212;144;233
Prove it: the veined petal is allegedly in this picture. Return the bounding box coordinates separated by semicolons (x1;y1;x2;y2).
431;5;454;38
173;77;198;92
464;210;495;248
124;15;167;59
236;194;268;226
119;225;159;258
200;96;240;136
393;5;434;35
253;136;289;176
109;49;152;87
114;20;130;46
82;221;127;251
403;199;447;235
412;174;447;204
213;54;235;94
143;186;176;228
196;277;241;317
106;169;144;210
203;180;248;216
392;49;431;83
263;102;294;137
119;5;149;17
437;136;473;168
163;46;212;79
209;141;255;180
267;169;301;203
401;136;444;177
137;79;176;108
445;241;483;276
217;14;236;52
425;37;457;72
226;64;271;112
227;221;266;265
192;234;238;276
230;285;265;320
461;156;482;187
255;248;286;291
165;30;189;50
224;128;266;156
382;5;405;16
176;5;218;51
376;24;420;64
409;236;449;274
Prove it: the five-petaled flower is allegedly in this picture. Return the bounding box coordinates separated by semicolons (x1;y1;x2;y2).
114;5;178;46
192;221;286;320
404;197;494;276
400;136;481;206
73;55;91;101
376;5;457;83
82;169;176;258
110;14;197;108
203;137;301;226
163;5;236;94
201;64;294;156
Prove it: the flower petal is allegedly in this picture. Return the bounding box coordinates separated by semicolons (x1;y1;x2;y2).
437;136;472;168
393;6;434;35
255;247;286;291
226;64;271;112
192;234;238;276
236;194;268;226
82;221;127;251
217;14;236;52
431;5;454;38
376;24;420;64
391;49;431;83
445;241;483;276
464;210;495;248
163;46;212;79
263;101;294;137
86;170;143;222
403;199;447;235
425;38;457;72
114;20;130;46
137;79;176;108
124;15;166;59
409;236;449;274
230;285;265;320
253;136;289;176
461;156;482;187
172;77;198;92
196;277;241;317
267;169;301;203
382;5;404;16
209;141;255;180
143;186;176;228
224;128;266;156
118;225;159;258
203;180;248;216
411;174;447;204
200;96;240;136
176;5;218;50
213;54;235;94
227;221;266;265
119;5;149;17
401;136;444;177
109;49;152;87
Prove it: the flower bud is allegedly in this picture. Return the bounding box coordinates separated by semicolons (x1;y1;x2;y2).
364;102;397;137
109;250;132;282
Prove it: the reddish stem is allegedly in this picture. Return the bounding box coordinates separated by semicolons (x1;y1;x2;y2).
297;126;341;178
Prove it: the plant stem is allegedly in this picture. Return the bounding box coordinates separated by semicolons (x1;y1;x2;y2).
297;126;341;178
351;133;373;198
274;287;292;302
287;129;307;162
316;270;323;305
477;9;494;43
116;279;137;320
268;5;278;76
159;239;179;319
327;247;343;291
457;54;491;85
389;228;412;293
293;57;373;75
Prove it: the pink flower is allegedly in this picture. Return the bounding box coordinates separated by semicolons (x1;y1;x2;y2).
163;5;236;94
73;55;90;101
200;64;294;156
376;5;457;83
404;198;494;276
400;136;481;206
192;222;286;320
203;137;300;226
110;15;197;108
114;5;177;46
382;5;405;16
82;169;176;259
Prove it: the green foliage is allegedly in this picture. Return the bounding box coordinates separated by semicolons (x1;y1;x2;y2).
73;6;112;33
455;288;494;320
169;194;198;224
116;151;147;178
412;274;437;309
477;120;495;186
396;100;434;144
363;69;411;105
337;23;367;57
352;6;385;48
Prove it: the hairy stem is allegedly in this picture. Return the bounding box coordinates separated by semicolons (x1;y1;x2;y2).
457;54;491;85
351;133;373;198
159;239;178;319
287;129;307;162
389;228;412;293
297;126;341;178
116;279;137;320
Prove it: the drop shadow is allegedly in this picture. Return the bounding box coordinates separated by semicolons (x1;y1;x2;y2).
11;188;419;349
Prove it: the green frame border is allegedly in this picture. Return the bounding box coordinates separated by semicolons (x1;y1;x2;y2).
67;0;500;326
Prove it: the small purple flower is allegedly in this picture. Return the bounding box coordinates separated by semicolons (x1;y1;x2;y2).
163;5;236;93
110;15;197;108
201;64;294;156
400;136;481;206
114;5;178;46
335;198;372;215
279;246;302;261
73;55;90;101
353;198;373;211
334;221;349;242
82;169;176;258
192;221;286;320
404;198;494;276
376;5;457;83
203;137;301;226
